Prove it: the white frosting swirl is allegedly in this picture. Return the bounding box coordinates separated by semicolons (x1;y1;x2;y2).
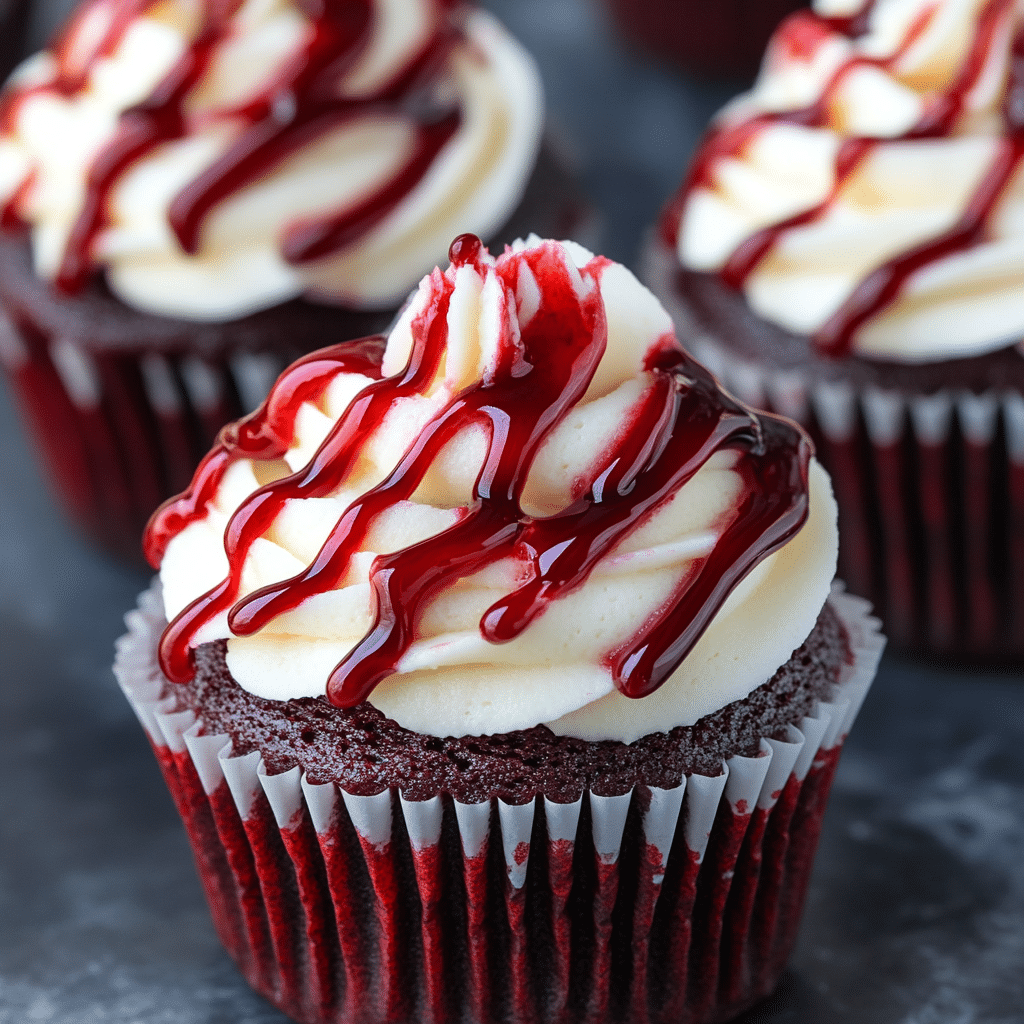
0;0;543;320
158;237;839;741
674;0;1024;361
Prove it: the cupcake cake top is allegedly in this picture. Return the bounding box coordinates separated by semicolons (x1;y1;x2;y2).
664;0;1024;363
148;236;838;741
0;0;542;321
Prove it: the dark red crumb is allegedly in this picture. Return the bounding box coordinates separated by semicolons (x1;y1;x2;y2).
172;602;849;805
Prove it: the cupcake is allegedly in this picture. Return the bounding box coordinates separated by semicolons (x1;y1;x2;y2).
649;0;1024;660
0;0;581;560
602;0;808;80
115;235;883;1024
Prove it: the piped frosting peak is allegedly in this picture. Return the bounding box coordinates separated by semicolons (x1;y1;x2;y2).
150;236;838;740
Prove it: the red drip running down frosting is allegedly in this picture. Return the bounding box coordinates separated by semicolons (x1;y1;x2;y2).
661;0;1024;358
146;235;813;708
0;0;463;293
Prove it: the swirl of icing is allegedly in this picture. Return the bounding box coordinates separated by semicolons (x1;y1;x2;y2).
664;0;1024;362
0;0;543;320
149;235;838;741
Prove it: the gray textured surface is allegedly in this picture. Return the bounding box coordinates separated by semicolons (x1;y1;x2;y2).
3;0;1024;1021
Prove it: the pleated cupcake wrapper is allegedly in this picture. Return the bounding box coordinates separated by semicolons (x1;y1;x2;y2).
0;310;292;560
687;331;1024;661
114;581;883;1024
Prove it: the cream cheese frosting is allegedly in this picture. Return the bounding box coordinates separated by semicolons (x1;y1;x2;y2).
0;0;543;321
150;236;839;742
668;0;1024;362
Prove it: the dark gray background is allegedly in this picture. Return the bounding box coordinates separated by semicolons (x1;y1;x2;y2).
2;0;1024;1021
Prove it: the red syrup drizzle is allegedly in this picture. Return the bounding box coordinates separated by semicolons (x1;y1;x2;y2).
145;236;813;706
0;0;464;292
662;0;1024;357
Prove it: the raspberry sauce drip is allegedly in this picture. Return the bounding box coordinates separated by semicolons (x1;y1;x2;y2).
144;332;386;566
146;237;812;707
664;0;1024;357
1;0;464;292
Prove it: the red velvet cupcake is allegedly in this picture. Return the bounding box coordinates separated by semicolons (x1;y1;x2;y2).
0;0;582;560
115;236;883;1024
649;0;1024;661
602;0;808;79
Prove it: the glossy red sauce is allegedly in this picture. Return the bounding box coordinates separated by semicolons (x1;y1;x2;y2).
145;236;812;706
663;0;1024;357
0;0;463;292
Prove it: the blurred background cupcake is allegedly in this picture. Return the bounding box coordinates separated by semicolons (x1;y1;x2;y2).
601;0;809;79
647;0;1024;662
0;0;585;560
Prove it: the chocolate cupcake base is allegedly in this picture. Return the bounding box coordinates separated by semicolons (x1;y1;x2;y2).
0;140;592;562
644;234;1024;665
115;582;882;1024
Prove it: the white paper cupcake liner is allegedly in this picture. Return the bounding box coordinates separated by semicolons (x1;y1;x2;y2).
114;581;883;1024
